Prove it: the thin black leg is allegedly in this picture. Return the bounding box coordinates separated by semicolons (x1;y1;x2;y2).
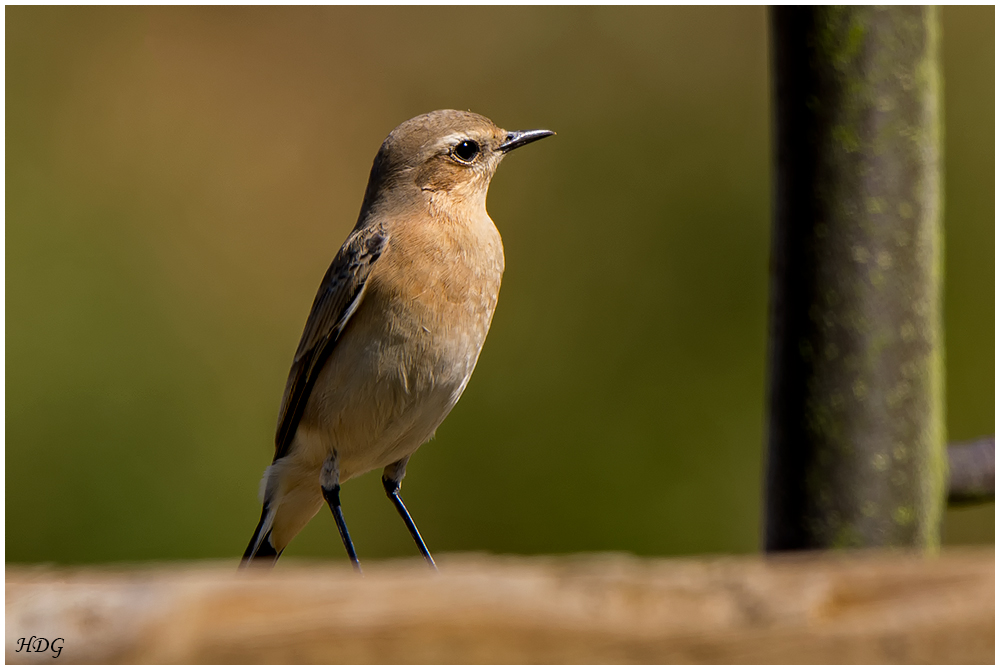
321;452;362;573
322;482;362;574
382;476;437;570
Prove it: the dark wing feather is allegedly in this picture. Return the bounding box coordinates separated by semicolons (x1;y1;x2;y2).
273;224;388;461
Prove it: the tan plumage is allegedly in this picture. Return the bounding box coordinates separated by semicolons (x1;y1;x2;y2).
242;110;553;566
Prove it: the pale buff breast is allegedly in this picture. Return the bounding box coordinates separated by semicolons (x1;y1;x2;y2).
292;211;504;482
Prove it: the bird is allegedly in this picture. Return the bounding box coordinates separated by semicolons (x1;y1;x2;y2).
241;109;554;571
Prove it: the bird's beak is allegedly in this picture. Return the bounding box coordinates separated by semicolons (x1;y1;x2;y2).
499;129;556;153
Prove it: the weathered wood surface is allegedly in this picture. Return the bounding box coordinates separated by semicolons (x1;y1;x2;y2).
6;549;994;664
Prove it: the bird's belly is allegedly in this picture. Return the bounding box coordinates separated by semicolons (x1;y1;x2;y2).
293;299;490;482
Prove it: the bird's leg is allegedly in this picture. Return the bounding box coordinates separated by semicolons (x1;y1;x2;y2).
383;458;437;570
320;452;362;574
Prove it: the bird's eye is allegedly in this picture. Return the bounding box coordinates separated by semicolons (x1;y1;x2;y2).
453;140;480;163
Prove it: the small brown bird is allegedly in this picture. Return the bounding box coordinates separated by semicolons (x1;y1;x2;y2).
241;110;553;570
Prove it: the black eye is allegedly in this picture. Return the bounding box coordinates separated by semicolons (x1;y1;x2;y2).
453;139;480;162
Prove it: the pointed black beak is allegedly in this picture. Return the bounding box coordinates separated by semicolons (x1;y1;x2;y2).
499;129;556;153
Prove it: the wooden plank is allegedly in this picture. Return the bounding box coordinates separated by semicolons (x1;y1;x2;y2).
6;549;993;664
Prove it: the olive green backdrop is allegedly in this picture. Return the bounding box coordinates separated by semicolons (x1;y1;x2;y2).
7;6;993;564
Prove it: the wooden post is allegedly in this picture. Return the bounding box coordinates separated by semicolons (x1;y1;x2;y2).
765;7;945;551
5;552;994;664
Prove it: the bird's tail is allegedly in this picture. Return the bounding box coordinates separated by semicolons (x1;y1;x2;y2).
240;503;282;568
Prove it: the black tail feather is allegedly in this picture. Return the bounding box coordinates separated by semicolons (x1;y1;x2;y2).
240;504;281;568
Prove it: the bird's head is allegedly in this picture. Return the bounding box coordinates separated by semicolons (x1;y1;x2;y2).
360;109;554;214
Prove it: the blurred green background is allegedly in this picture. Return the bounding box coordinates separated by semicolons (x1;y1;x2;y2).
7;6;993;564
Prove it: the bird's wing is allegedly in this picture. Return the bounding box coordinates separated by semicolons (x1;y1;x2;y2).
273;223;389;461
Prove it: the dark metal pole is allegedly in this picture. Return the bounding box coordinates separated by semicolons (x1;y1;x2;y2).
947;437;995;506
766;7;945;551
